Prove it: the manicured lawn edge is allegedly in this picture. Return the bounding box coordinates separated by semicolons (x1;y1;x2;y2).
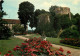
46;37;80;49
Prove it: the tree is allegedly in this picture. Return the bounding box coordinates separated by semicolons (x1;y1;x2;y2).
73;13;80;34
0;0;12;39
12;24;25;34
18;1;34;31
60;15;72;29
30;9;49;28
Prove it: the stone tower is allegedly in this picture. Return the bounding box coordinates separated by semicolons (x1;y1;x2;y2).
52;6;71;19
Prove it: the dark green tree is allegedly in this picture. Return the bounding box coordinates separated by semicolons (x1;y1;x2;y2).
60;15;72;29
33;9;41;28
18;1;34;31
0;0;12;39
32;9;48;28
73;13;80;33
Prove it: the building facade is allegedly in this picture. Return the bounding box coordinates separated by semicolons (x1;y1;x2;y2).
2;19;28;31
3;19;20;29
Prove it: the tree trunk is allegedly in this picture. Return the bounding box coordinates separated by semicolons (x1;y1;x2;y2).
24;24;26;32
57;28;63;38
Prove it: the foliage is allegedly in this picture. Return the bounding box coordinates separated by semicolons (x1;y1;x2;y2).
49;5;58;16
71;13;80;34
45;31;57;37
60;38;80;47
49;6;72;37
0;0;12;40
36;13;51;35
18;1;34;31
60;28;80;39
0;26;12;39
0;37;71;56
60;15;72;29
33;9;49;28
12;24;25;34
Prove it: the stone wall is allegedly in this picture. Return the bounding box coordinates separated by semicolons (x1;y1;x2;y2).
52;6;71;19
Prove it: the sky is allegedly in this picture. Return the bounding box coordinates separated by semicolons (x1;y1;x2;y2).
2;0;80;30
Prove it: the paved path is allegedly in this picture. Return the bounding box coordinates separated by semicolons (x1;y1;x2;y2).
15;35;80;56
52;44;80;56
15;35;29;40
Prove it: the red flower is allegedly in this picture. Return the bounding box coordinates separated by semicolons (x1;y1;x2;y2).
31;53;37;56
65;38;68;40
4;53;10;56
0;52;1;55
8;51;12;53
13;48;17;51
16;45;20;48
59;47;64;52
67;51;71;54
41;41;47;44
55;51;60;55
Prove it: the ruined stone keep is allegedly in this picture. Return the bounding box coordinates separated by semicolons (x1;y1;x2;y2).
51;6;71;19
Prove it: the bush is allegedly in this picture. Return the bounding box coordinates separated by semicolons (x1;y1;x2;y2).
45;31;57;37
1;37;71;56
12;24;25;34
60;38;80;47
0;26;12;39
72;25;78;30
60;28;79;39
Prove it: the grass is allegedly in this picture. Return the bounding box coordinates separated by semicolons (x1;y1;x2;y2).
0;37;24;55
46;37;80;49
23;34;41;38
46;37;62;44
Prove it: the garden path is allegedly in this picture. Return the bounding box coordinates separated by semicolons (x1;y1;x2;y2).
15;35;80;56
52;44;80;56
15;35;29;40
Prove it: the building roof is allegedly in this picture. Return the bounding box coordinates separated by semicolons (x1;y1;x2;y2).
3;19;20;24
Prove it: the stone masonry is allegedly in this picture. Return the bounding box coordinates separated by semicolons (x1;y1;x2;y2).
52;6;71;19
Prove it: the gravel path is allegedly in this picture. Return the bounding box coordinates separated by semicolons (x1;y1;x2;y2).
15;35;29;40
15;35;80;56
52;44;80;56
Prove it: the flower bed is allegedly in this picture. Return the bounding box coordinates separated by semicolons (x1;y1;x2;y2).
60;38;80;47
0;37;71;56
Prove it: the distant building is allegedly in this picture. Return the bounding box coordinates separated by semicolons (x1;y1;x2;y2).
38;14;50;24
51;6;71;19
2;19;28;31
3;19;20;29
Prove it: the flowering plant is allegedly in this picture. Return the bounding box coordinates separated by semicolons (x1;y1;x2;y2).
60;38;80;47
0;37;71;56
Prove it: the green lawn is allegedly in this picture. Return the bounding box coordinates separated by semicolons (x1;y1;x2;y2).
0;37;23;55
46;37;62;44
46;37;80;49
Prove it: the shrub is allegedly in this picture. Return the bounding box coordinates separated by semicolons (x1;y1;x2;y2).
0;37;71;56
12;24;25;34
60;38;80;47
0;26;12;39
45;31;57;37
60;28;79;39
